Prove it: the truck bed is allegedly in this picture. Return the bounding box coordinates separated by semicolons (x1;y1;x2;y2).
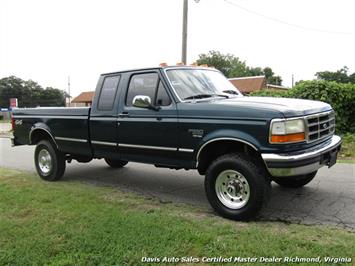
12;107;92;157
13;107;90;117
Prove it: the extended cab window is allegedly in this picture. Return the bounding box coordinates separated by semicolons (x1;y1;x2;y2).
126;73;171;107
98;75;120;110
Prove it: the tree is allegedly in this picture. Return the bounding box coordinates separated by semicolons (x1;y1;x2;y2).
195;50;282;85
196;51;246;77
315;66;355;84
0;76;66;108
0;76;25;107
41;87;67;106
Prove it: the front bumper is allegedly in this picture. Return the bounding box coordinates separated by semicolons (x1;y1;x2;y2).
262;135;342;177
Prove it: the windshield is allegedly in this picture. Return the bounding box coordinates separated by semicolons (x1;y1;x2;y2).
166;69;242;101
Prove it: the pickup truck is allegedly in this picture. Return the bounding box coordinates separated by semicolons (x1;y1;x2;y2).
11;66;342;220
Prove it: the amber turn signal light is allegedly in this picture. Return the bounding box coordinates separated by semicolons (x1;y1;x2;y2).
271;133;305;143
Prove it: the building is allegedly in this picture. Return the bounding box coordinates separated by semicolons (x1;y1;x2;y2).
71;91;95;107
266;84;289;90
229;76;288;94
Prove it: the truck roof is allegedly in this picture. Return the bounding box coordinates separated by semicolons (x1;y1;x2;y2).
101;65;214;76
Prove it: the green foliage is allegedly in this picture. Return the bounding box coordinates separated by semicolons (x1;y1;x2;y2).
196;50;245;77
316;66;355;84
0;76;67;108
196;50;282;85
251;80;355;133
340;133;355;159
249;89;288;98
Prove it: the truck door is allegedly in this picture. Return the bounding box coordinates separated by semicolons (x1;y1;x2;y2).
90;74;121;159
117;71;178;165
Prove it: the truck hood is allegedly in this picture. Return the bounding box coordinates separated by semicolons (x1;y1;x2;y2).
214;96;332;117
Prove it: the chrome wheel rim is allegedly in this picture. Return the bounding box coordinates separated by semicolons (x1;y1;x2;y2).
215;170;250;209
38;149;52;175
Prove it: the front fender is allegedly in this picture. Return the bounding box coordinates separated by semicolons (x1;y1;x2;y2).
195;129;261;161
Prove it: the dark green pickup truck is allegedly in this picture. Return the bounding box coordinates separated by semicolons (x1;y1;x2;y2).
12;66;342;220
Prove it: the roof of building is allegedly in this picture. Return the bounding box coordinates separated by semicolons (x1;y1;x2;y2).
71;91;95;103
228;76;267;93
266;84;289;90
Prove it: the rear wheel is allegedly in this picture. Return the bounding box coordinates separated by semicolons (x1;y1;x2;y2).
104;158;128;168
205;153;271;221
34;140;66;181
272;171;317;188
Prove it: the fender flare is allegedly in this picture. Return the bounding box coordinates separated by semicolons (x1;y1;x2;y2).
195;128;261;168
29;123;58;148
196;137;258;161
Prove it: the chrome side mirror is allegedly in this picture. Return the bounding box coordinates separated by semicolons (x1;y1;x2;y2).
132;95;151;108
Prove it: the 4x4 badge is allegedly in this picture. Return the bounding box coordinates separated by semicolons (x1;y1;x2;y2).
188;129;204;138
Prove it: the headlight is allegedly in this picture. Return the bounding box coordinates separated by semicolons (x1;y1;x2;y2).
270;118;305;143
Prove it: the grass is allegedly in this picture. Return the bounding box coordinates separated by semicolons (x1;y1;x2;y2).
0;119;10;123
0;168;354;265
339;133;355;161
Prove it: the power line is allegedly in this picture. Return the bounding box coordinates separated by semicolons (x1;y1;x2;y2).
224;0;355;36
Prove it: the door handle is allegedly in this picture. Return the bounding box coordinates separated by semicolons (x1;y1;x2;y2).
118;112;130;118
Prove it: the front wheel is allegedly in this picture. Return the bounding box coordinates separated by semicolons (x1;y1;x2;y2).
104;158;128;168
205;153;271;221
272;171;317;188
34;140;66;181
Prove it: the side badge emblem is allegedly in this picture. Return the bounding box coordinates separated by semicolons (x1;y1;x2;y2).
188;129;204;138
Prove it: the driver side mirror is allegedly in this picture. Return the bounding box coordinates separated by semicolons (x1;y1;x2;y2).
132;95;160;111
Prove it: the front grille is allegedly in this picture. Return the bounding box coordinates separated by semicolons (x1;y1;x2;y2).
306;111;335;142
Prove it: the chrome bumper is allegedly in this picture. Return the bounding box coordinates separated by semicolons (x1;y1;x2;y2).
262;135;342;177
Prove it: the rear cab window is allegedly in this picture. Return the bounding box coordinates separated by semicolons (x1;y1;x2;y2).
98;75;121;110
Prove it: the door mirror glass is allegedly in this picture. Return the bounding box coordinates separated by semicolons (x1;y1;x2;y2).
132;95;152;108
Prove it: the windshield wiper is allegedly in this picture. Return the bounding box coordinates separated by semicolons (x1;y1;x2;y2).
223;90;239;95
183;94;214;100
184;94;229;100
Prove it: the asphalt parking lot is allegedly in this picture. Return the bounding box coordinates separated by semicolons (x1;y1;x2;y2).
0;137;354;229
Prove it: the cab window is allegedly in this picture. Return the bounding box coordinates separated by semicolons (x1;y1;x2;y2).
126;73;171;107
98;75;120;110
155;81;171;106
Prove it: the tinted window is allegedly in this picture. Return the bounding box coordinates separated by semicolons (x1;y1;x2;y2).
126;73;158;106
98;76;120;110
155;81;171;106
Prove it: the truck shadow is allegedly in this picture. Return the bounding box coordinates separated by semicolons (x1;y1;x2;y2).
62;161;355;229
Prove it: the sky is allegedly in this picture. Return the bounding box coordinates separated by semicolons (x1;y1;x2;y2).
1;0;355;98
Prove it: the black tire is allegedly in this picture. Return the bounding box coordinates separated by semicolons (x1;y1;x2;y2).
34;140;66;181
272;171;317;188
205;153;271;221
104;158;128;168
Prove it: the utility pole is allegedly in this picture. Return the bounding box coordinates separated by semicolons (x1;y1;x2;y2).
181;0;200;64
181;0;188;64
68;76;71;107
292;74;294;88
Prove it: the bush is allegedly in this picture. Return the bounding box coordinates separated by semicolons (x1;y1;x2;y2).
250;81;355;133
249;89;288;98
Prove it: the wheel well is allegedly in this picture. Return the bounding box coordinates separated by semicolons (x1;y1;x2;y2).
197;140;263;175
30;128;57;147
